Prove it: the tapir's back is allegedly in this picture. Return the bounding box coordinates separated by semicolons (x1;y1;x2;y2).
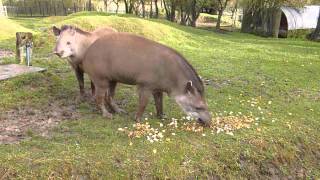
83;33;194;90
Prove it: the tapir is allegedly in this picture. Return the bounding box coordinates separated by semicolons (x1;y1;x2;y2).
53;26;212;126
52;26;118;103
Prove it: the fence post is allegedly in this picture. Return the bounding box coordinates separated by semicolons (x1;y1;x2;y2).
73;3;76;13
38;1;41;16
46;1;49;16
54;3;56;16
29;7;32;17
42;2;45;16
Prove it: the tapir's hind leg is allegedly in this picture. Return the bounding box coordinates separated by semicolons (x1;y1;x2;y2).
94;81;113;119
135;87;152;122
153;91;163;118
105;81;127;114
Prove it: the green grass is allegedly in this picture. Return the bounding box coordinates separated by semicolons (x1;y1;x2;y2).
0;12;320;179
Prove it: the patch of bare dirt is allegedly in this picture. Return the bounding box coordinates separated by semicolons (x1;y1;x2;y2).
0;49;14;59
202;77;249;89
0;101;80;144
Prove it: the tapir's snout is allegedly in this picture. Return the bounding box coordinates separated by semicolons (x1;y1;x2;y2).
197;112;212;127
53;49;63;57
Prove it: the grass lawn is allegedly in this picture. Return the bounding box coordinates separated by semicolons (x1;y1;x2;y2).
0;12;319;179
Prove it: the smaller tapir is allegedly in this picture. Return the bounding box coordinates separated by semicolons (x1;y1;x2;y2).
52;25;119;104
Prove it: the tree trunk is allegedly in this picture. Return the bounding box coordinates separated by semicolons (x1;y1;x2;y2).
141;0;145;17
150;0;153;18
216;10;223;30
124;0;129;13
180;5;186;25
103;0;108;12
116;2;119;13
216;0;229;30
38;1;41;16
271;8;281;38
163;0;170;20
190;0;198;27
311;11;320;40
241;8;253;33
88;0;92;11
170;0;176;22
23;0;27;15
130;0;134;13
154;0;159;18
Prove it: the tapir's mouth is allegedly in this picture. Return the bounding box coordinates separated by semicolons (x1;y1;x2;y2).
197;118;211;127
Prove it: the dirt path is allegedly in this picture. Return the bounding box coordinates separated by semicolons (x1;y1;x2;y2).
0;49;14;59
0;101;80;144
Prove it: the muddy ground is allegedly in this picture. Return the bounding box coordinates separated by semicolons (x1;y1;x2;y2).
0;49;14;60
0;100;81;144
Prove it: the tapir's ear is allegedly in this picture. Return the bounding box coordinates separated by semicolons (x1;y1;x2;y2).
185;81;195;94
52;26;60;36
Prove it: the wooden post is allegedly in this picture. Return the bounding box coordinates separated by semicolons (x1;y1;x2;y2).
42;2;45;16
46;1;49;16
73;3;76;13
54;3;56;16
38;0;41;16
16;32;33;64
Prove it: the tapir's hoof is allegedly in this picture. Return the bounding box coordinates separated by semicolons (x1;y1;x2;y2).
116;108;127;114
102;112;113;119
76;95;86;103
135;118;141;123
157;113;167;119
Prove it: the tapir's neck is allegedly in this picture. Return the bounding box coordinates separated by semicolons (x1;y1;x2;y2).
72;32;97;62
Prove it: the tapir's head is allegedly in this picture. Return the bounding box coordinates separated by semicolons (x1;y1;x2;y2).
52;25;77;58
175;81;212;126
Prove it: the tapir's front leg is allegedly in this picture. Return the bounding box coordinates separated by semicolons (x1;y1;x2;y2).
74;66;85;99
91;80;95;96
153;91;164;118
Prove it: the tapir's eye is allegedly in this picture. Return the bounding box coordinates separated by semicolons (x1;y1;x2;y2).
195;107;204;111
67;41;71;45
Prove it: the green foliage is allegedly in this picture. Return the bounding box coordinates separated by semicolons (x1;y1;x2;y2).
287;29;314;38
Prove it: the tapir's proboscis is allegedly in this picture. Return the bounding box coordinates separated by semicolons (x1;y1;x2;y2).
52;26;120;105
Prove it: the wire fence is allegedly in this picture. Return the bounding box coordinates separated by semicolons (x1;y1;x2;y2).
5;3;92;17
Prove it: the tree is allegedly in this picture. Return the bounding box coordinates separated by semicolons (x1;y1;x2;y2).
88;0;92;11
310;10;320;40
240;0;308;37
215;0;230;30
154;0;159;18
140;0;146;17
111;0;120;13
163;0;177;21
124;0;134;13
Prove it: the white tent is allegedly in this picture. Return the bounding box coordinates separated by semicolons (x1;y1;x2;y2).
281;6;320;30
0;0;7;17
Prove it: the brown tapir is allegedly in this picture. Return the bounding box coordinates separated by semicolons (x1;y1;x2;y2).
53;25;169;117
77;32;212;126
52;25;119;104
